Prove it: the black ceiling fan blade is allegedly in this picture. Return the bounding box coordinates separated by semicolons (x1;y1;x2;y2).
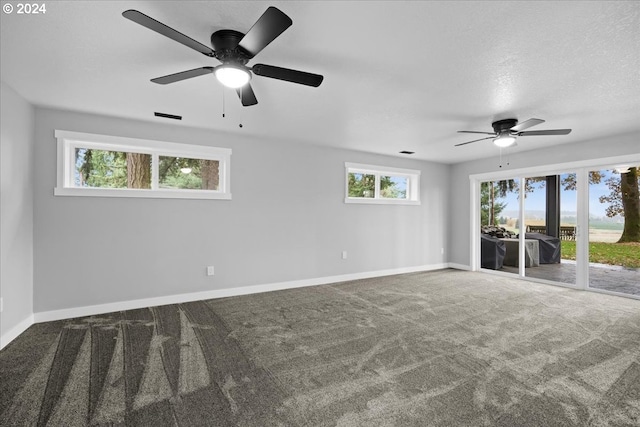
510;118;545;132
237;7;292;58
518;129;572;136
252;64;323;87
123;10;215;57
236;83;258;106
457;131;496;135
151;67;214;85
455;136;495;147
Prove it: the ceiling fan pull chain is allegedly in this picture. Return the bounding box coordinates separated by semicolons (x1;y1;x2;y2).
238;87;243;128
499;148;503;168
222;89;226;118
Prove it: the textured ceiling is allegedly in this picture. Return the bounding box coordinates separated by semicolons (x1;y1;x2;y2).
1;1;639;164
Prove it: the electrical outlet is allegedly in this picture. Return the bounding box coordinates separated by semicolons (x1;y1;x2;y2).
0;297;3;313
342;251;348;259
207;266;215;276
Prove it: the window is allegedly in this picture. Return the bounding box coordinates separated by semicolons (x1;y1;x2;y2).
158;156;220;190
345;162;420;205
55;130;231;199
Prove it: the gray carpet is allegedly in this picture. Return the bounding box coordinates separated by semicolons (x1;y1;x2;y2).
1;269;639;426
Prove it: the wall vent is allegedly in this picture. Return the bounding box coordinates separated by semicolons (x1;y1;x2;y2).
154;112;182;120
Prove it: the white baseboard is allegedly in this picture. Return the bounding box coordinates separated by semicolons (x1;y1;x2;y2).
1;314;35;351
448;263;471;271
33;263;449;325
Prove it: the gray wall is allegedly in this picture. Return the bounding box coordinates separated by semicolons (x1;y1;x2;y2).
34;108;450;313
449;133;640;266
1;81;35;337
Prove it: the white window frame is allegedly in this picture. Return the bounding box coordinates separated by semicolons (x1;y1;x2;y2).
344;162;420;205
54;130;232;200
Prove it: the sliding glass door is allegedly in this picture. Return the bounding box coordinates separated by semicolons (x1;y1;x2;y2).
587;167;640;297
475;160;639;299
479;179;519;276
521;174;578;285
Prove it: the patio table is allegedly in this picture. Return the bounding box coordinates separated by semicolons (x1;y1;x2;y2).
501;238;540;267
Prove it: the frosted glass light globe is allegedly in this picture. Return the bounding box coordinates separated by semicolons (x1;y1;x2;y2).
215;65;250;88
493;135;516;147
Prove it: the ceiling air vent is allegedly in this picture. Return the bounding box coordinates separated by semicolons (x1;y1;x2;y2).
154;112;182;120
399;151;415;155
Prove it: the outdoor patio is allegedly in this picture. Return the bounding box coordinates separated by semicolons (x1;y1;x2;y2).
501;261;640;296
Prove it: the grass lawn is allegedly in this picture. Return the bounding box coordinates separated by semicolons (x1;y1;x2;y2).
562;241;640;269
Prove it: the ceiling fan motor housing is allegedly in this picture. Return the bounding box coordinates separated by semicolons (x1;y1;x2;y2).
210;29;249;64
492;119;518;134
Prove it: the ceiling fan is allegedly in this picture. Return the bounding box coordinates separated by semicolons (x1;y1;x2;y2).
455;118;571;147
122;7;323;106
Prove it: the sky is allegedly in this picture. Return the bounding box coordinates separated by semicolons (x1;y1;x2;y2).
498;170;616;218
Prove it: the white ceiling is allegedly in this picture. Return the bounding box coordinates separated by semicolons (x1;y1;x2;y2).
2;1;639;164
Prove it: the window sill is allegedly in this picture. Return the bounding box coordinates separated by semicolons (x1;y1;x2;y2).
344;197;420;205
54;187;232;200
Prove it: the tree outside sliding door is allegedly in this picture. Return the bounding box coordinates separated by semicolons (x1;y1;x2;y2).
587;167;640;296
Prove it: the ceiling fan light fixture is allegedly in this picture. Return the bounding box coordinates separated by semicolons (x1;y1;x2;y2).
493;133;517;148
215;64;251;88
